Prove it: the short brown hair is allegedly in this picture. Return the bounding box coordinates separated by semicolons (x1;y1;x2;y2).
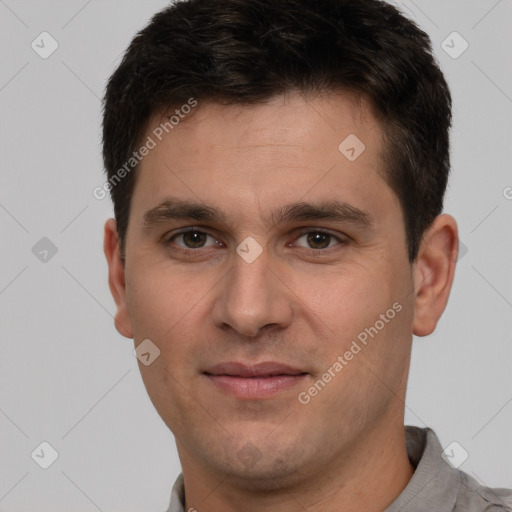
102;0;452;262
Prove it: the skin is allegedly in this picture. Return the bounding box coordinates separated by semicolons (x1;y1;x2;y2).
104;91;458;512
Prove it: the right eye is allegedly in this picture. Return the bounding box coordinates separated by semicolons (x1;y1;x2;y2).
166;228;224;251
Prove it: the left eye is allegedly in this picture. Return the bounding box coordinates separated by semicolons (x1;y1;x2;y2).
294;231;342;250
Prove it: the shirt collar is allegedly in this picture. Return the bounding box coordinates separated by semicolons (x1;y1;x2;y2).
167;473;185;512
166;427;461;512
384;426;460;512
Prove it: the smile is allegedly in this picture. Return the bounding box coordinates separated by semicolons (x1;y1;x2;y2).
204;361;309;399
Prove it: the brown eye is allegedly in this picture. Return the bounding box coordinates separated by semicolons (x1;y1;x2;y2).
182;230;207;248
295;230;342;250
170;229;218;249
306;232;332;249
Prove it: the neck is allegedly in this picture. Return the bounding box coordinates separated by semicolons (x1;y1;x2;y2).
177;422;414;512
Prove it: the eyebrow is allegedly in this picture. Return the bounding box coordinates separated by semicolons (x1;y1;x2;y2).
143;199;225;227
142;198;374;231
267;201;374;230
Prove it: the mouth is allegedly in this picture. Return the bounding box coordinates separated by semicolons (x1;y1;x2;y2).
203;361;309;399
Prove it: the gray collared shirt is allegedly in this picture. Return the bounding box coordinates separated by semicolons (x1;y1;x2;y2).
166;426;512;511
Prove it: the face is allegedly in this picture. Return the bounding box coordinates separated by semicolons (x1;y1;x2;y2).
109;91;421;487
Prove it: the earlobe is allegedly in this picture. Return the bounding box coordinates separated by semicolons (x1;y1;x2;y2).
103;218;134;339
412;214;458;337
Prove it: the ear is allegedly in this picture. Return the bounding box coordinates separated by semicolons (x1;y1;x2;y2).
412;214;458;337
103;218;134;339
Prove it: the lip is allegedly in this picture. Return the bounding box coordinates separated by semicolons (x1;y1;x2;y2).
204;361;308;399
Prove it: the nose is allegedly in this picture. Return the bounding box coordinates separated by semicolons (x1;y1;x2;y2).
212;245;294;338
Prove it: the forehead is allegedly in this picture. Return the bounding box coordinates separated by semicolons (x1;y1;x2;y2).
152;90;378;154
130;91;399;229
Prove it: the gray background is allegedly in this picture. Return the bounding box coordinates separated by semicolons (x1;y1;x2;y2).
1;1;511;510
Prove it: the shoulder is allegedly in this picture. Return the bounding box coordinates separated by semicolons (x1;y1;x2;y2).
455;471;512;511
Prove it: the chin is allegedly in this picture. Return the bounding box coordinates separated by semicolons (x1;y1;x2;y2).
202;435;314;492
222;459;310;493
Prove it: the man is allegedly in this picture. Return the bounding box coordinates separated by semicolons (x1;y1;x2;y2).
102;0;512;510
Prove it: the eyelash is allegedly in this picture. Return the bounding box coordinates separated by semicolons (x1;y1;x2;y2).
164;227;348;255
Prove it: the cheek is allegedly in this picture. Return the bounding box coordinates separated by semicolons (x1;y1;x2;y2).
125;262;208;340
137;356;198;436
295;264;395;335
294;259;412;386
126;267;208;432
125;264;214;389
